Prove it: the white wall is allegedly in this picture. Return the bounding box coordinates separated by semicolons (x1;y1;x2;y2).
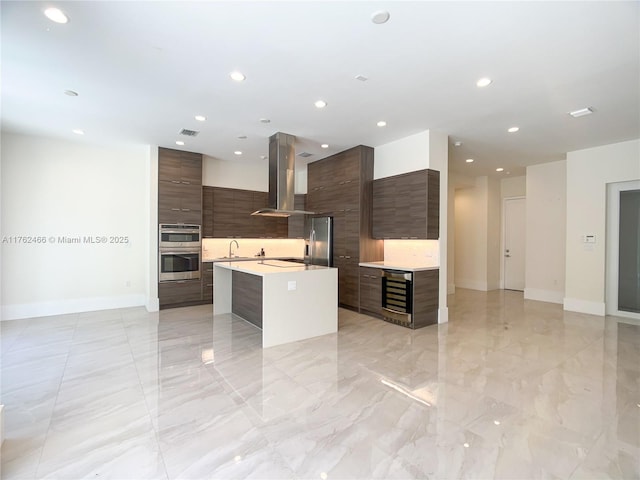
524;161;566;304
374;131;431;179
565;139;640;315
455;177;489;290
487;176;501;290
203;155;308;194
501;176;526;198
1;132;151;320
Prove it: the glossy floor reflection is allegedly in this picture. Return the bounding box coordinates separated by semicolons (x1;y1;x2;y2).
1;289;638;479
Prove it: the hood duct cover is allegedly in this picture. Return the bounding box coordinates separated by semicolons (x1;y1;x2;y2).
251;132;315;217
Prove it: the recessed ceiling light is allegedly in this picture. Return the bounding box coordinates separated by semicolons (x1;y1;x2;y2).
463;442;470;448
466;158;474;163
454;141;462;147
260;155;267;160
507;126;519;133
175;140;185;146
72;129;84;135
230;71;245;82
569;107;594;118
237;135;247;140
355;75;368;82
64;90;78;97
44;7;68;24
476;77;492;88
314;100;327;109
377;121;387;127
371;10;390;24
496;168;504;172
493;420;501;425
234;151;242;155
194;115;206;122
321;144;329;149
259;118;271;124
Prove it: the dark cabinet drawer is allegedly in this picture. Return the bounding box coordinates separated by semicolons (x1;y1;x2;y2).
159;280;202;307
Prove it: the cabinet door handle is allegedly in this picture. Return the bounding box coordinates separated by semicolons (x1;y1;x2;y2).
182;181;191;185
182;208;191;211
171;180;181;184
345;256;351;259
171;208;180;211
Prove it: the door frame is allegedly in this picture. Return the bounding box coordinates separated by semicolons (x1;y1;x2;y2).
501;196;526;290
606;180;640;321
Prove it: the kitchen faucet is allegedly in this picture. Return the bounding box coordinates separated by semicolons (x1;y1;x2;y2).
228;240;239;258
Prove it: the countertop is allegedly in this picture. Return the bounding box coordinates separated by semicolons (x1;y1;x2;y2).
358;261;439;272
215;259;334;277
203;256;304;263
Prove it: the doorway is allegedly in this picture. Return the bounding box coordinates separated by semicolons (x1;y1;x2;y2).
503;197;526;291
606;181;640;320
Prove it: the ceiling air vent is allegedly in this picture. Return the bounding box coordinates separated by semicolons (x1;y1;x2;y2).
179;129;200;137
297;152;313;158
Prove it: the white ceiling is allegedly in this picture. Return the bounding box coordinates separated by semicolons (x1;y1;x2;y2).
2;1;639;178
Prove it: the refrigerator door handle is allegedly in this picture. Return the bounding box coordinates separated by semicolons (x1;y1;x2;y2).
310;229;316;260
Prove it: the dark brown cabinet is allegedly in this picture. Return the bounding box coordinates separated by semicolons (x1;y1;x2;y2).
307;145;383;310
201;262;214;304
413;269;439;328
359;267;382;317
372;169;440;239
158;148;203;225
158;149;202;186
202;186;214;238
158;279;202;308
232;270;263;328
204;186;289;238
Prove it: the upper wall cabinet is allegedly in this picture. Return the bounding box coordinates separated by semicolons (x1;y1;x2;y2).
372;169;440;239
202;186;288;238
158;148;202;185
158;148;202;225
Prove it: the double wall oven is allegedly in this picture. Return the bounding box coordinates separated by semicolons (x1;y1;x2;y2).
159;224;201;282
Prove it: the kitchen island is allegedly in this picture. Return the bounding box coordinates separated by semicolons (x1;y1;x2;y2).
214;260;338;348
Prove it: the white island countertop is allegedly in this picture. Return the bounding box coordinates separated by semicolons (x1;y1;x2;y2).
358;261;439;272
214;259;331;276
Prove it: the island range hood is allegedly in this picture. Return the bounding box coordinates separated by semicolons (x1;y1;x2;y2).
251;132;315;217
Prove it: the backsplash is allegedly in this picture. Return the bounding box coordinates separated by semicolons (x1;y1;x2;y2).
202;238;305;260
383;239;439;267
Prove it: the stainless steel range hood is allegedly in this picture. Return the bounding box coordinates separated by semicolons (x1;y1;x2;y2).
251;132;314;217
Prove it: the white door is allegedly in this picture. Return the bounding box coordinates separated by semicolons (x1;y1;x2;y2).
504;198;526;291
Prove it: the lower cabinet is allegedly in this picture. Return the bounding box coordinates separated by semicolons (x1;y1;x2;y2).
159;280;202;309
202;262;214;304
232;270;263;328
359;267;382;318
413;269;439;328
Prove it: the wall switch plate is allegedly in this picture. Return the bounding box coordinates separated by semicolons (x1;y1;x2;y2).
583;234;596;244
288;281;296;291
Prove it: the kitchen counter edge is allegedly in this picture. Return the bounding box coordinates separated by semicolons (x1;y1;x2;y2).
358;261;439;272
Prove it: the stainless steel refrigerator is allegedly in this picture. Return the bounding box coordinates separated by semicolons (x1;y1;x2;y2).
304;216;333;266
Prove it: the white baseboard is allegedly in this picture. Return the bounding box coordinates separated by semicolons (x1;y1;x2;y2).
438;306;449;324
524;288;564;304
563;297;606;316
1;294;146;321
145;297;160;312
455;279;488;291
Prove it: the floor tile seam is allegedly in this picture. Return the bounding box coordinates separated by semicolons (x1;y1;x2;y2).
32;335;76;479
122;314;171;480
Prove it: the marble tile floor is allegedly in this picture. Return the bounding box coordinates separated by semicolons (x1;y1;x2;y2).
1;289;638;479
